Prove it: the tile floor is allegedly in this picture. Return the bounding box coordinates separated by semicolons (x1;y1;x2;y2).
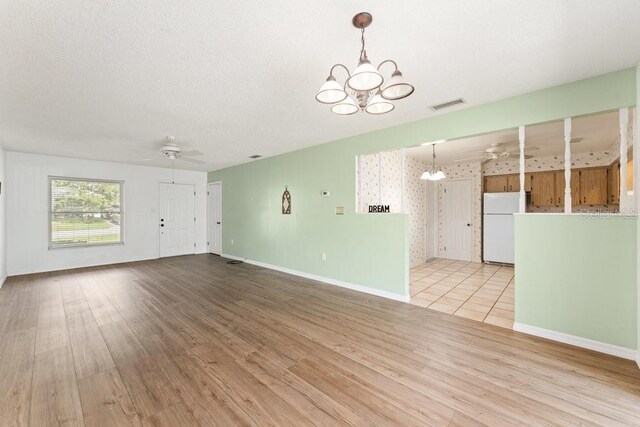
409;258;514;329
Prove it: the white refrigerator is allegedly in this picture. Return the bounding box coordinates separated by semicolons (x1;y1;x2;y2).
483;192;520;264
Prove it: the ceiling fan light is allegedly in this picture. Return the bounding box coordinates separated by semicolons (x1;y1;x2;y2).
331;96;359;115
365;91;394;115
381;70;415;100
316;76;347;104
434;170;446;180
420;171;432;180
347;59;384;91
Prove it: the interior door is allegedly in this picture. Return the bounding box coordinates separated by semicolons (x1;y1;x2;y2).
159;183;195;258
443;180;473;261
208;182;222;255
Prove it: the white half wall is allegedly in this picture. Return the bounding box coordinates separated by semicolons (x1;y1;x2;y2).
0;146;6;287
6;152;208;275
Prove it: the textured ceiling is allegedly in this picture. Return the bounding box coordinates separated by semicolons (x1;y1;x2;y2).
405;110;631;165
1;1;640;171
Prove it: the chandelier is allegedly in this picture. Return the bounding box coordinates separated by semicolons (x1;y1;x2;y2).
420;144;446;181
315;12;415;115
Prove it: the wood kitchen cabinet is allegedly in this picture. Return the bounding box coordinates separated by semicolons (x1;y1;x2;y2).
571;170;579;206
486;174;531;192
578;167;608;205
608;162;620;205
484;175;508;193
553;171;564;206
530;172;556;206
506;174;531;192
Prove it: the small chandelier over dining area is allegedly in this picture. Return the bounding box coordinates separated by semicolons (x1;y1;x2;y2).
420;143;446;181
315;12;415;115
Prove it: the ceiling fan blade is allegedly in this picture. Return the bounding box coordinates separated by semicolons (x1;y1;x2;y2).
180;150;204;156
128;146;160;154
179;157;206;164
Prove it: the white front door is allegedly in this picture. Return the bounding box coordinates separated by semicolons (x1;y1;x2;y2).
159;183;195;258
208;182;222;255
443;179;473;261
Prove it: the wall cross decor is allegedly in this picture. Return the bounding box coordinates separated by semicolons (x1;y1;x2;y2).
282;186;291;214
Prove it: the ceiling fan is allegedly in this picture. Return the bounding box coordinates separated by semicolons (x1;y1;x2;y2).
456;143;539;164
133;136;206;164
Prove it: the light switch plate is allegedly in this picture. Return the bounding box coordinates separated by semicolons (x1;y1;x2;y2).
335;206;344;215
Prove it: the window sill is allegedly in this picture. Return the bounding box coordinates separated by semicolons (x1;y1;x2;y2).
48;242;125;250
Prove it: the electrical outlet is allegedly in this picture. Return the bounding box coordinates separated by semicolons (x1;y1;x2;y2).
335;206;344;215
321;252;327;261
231;239;234;245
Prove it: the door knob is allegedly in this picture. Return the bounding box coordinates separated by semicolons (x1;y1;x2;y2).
160;224;164;227
216;222;221;225
466;223;471;226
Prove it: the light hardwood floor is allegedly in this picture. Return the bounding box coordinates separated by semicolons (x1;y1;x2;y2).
1;255;640;426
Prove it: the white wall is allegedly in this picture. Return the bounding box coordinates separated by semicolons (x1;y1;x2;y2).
0;147;6;286
6;152;208;275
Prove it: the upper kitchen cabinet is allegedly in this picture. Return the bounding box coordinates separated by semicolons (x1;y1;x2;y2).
484;174;531;193
579;167;608;205
530;172;556;206
484;175;508;193
553;171;564;206
608;162;620;205
506;174;531;192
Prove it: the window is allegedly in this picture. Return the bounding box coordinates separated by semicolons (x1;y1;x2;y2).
49;177;124;248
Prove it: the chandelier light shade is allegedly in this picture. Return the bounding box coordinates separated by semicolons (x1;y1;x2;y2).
347;60;383;92
331;96;359;115
420;144;447;181
315;76;348;104
365;91;394;115
315;12;414;115
381;70;415;100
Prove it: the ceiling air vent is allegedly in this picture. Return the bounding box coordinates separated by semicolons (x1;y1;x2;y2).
430;98;465;111
249;155;262;159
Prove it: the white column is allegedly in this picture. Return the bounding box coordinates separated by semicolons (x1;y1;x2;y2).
518;126;526;213
619;108;629;213
564;118;572;213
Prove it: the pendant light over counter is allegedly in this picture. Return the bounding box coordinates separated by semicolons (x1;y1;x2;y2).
420;143;446;181
315;12;415;115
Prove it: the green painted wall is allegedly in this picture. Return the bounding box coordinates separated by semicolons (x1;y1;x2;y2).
209;68;636;299
515;215;637;349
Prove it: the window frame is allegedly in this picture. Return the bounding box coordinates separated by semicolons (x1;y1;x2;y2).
48;176;125;250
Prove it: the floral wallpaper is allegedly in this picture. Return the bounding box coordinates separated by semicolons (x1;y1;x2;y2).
357;153;380;213
357;151;403;213
380;150;403;213
404;155;428;267
437;162;483;263
483;149;618;176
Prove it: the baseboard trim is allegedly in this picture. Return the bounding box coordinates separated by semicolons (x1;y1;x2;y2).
221;254;409;303
513;322;636;360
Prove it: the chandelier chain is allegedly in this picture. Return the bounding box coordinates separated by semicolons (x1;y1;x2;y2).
360;27;366;60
